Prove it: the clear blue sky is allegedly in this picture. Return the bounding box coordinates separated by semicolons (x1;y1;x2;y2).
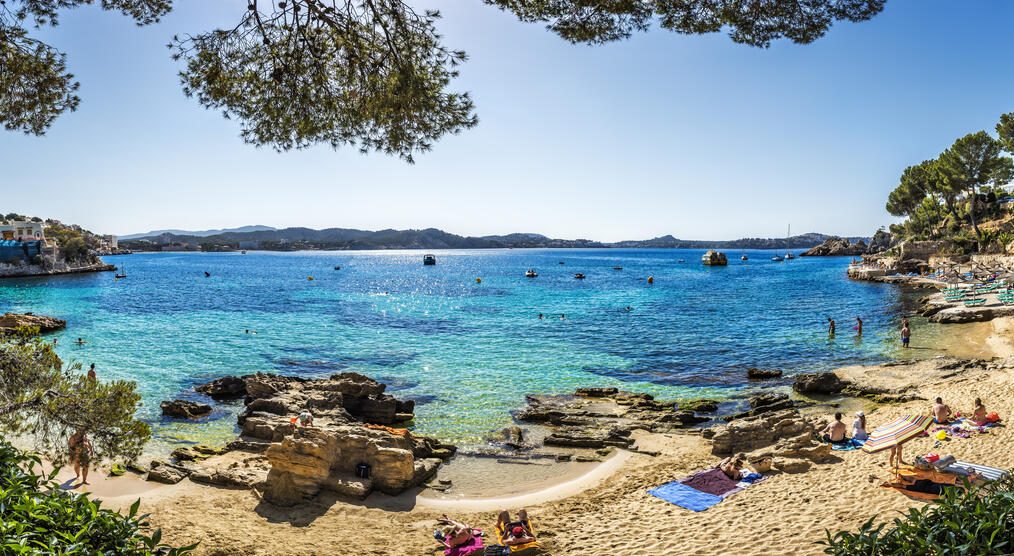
2;1;1013;241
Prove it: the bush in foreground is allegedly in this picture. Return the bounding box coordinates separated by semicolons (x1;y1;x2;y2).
821;472;1014;555
0;442;196;555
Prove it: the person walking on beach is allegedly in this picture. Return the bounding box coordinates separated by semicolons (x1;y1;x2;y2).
68;429;94;485
827;317;836;336
901;323;911;348
87;363;96;381
932;397;951;424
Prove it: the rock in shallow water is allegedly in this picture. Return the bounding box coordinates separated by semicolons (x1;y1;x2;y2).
160;400;212;419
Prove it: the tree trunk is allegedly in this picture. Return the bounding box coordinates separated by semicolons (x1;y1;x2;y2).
969;187;981;248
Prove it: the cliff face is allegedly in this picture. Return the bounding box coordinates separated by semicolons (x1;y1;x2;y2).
0;313;66;332
799;237;868;256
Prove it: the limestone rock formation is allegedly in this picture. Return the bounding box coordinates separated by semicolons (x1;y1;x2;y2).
0;313;66;332
160;400;213;419
800;237;868;256
680;400;719;413
866;230;893;254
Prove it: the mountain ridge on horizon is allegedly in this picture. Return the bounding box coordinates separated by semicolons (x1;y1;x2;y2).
118;226;871;251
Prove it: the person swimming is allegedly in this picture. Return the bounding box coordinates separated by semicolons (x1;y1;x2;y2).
73;338;86;345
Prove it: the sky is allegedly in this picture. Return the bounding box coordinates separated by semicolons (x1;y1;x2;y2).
2;1;1013;241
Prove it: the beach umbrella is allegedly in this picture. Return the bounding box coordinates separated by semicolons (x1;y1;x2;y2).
861;414;932;455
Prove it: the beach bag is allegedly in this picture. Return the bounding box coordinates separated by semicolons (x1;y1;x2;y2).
988;412;1000;423
749;457;772;473
483;546;510;556
914;456;931;471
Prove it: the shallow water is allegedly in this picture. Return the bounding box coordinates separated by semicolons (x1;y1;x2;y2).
0;249;944;454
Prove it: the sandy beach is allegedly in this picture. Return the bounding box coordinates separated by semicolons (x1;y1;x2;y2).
38;318;1005;555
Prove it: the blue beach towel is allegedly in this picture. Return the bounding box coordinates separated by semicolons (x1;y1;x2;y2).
647;481;722;512
831;438;865;451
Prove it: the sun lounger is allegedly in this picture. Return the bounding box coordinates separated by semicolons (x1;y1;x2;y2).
940;461;1009;482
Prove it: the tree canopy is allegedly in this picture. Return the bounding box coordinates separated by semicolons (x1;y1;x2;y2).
2;0;886;161
0;327;151;464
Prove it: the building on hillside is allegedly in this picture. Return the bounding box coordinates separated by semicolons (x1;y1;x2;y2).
0;221;45;241
103;235;118;249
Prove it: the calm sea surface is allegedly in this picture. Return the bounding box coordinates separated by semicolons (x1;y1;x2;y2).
0;249;937;453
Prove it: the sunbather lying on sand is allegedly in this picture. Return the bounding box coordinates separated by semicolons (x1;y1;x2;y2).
497;509;536;547
719;457;744;480
886;475;962;496
436;515;477;548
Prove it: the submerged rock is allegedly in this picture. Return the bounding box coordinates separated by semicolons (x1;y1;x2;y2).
160;400;212;419
680;400;719;413
747;368;782;380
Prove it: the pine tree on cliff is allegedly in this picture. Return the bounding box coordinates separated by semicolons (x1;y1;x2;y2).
938;132;1013;246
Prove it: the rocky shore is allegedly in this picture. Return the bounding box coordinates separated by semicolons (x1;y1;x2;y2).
147;372;456;505
0;261;116;278
0;313;66;332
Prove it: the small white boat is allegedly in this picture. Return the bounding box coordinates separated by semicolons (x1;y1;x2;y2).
741;254;748;261
525;269;538;277
771;256;784;262
574;273;586;279
423;254;436;266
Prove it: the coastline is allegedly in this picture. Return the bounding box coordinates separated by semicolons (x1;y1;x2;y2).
0;261;116;279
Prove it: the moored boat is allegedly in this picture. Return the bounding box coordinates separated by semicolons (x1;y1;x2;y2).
423;254;436;266
701;250;728;266
525;269;538;277
574;273;586;279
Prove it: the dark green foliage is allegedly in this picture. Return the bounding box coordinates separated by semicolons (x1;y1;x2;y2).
485;0;886;46
171;1;478;162
0;441;197;554
3;0;887;160
59;236;88;262
0;329;151;464
820;472;1014;555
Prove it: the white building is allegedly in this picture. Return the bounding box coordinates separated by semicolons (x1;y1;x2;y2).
104;235;118;249
0;221;45;240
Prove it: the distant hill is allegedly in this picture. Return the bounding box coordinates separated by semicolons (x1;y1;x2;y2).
120;226;870;252
120;225;276;240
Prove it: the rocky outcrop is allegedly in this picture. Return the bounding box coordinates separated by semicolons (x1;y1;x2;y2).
261;425;445;505
0;313;66;332
747;368;782;380
161;400;212;419
792;373;846;395
800;237;868;257
866;230;893;254
515;389;714;453
196;372;415;426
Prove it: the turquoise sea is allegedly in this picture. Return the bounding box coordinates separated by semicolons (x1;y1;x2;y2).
0;249;935;453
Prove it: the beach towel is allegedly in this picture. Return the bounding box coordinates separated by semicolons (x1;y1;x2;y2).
831;438;865;451
647;481;723;512
445;531;484;556
679;468;742;497
494;520;540;553
881;465;958;501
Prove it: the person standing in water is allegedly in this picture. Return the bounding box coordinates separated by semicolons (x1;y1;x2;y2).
827;317;836;336
901;323;911;348
855;316;863;335
87;364;96;381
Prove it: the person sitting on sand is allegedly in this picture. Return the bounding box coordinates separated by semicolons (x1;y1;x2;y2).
68;429;94;485
932;397;951;424
298;410;314;427
436;515;476;548
497;509;536;547
821;412;848;443
971;398;988;425
852;411;868;441
719;457;744;480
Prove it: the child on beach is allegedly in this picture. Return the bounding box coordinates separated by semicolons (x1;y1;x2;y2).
298;410;314;427
901;324;910;348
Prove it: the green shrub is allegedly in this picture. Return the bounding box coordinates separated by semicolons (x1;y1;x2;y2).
0;442;196;554
820;472;1014;555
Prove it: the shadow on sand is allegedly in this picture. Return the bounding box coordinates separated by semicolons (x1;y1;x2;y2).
253;487;424;527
